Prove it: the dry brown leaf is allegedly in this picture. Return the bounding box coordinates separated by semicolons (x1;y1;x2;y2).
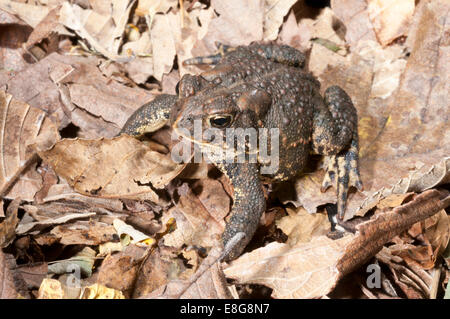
50;220;117;246
390;209;450;270
162;183;225;249
331;0;378;49
0;250;19;298
0;91;59;200
150;12;177;81
144;246;231;299
0;1;50;28
278;10;311;51
39;135;185;202
224;235;355;299
337;190;449;275
96;244;146;298
0;10;32;73
263;0;298;41
59;1;135;61
276;207;330;246
80;283;125;299
0;198;20;247
0;250;30;298
225;190;448;298
38;278;64;299
368;0;415;46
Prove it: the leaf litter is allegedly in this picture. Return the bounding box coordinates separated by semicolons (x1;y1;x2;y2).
0;0;448;299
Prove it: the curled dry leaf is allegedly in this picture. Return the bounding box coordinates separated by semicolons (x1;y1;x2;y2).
50;220;117;246
144;246;231;299
162;183;225;250
368;0;415;46
224;235;355;299
96;244;146;298
225;190;449;298
39;135;185;202
263;0;298;41
0;198;20;247
331;0;378;49
0;91;59;200
80;283;125;299
59;1;136;61
276;207;330;246
0;250;18;298
0;0;50;28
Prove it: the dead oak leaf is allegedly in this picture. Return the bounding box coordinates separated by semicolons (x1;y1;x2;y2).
162;183;225;250
0;198;20;247
224;235;355;299
276;207;330;246
368;0;415;46
39;135;185;202
224;189;448;298
50;220;117;246
263;0;298;41
0;91;59;201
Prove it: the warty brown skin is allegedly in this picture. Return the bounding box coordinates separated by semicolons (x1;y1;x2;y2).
120;43;363;260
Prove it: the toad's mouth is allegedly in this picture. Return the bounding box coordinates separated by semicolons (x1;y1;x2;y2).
172;122;262;160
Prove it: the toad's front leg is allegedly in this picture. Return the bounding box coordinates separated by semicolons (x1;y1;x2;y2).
217;162;266;261
120;94;178;137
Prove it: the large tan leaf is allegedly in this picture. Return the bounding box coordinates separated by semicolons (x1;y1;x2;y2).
0;91;59;200
224;190;448;298
368;0;415;46
59;1;135;60
263;0;298;41
39;136;185;202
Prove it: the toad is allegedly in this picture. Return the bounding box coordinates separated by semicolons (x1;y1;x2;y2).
121;43;362;260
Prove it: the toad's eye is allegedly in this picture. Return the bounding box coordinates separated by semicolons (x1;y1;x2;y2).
209;114;233;128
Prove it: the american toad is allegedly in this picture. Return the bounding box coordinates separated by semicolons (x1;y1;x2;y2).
121;43;362;260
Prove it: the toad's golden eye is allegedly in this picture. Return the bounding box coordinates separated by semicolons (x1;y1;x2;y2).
209;114;233;128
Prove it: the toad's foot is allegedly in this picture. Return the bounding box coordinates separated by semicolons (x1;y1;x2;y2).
320;134;363;220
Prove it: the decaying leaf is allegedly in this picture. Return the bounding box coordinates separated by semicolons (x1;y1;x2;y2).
48;247;96;277
0;91;59;200
0;250;18;298
96;244;146;297
50;220;117;246
80;283;125;299
144;246;232;299
368;0;415;46
225;190;449;298
39;135;185;202
0;198;20;247
58;1;136;61
276;207;330;246
162;183;225;249
263;0;298;41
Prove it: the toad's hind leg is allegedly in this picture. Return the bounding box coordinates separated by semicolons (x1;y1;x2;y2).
120;94;177;137
312;86;363;220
